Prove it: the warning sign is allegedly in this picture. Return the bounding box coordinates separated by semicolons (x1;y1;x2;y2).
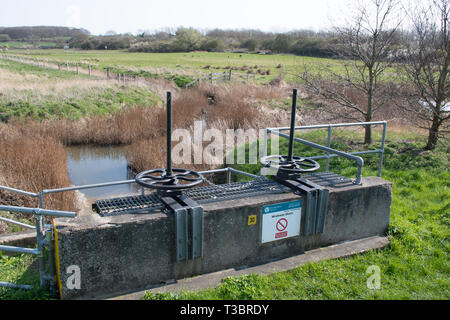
261;200;302;243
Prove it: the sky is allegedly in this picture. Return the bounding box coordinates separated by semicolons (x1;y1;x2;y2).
0;0;348;35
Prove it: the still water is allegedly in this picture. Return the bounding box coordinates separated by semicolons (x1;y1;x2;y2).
66;145;140;199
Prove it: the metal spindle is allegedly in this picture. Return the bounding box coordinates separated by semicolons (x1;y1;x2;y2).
288;88;298;161
166;92;172;177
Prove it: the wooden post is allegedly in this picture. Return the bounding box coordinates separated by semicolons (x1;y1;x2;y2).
66;62;69;71
88;65;92;77
209;72;212;83
76;63;79;74
107;68;110;79
58;64;61;71
228;70;232;81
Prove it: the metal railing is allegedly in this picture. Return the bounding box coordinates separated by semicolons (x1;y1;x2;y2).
263;121;387;185
0;196;76;292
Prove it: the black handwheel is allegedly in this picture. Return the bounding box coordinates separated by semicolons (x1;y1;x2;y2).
135;168;204;191
261;155;320;173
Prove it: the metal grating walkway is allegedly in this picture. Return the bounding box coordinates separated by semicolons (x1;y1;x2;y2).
92;172;351;217
302;172;353;187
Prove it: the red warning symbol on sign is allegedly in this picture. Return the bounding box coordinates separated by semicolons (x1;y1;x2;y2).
276;218;288;232
275;218;288;238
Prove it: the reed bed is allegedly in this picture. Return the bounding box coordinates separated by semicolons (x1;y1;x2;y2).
0;124;77;230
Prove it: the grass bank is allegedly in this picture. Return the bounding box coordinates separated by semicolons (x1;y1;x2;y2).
0;63;161;121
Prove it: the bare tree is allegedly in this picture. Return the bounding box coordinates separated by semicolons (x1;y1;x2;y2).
397;0;449;150
301;0;401;144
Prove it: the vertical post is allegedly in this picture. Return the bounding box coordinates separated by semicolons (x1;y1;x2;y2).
263;128;268;158
76;63;79;74
166;92;172;176
58;64;61;71
35;214;46;287
66;62;69;71
228;70;232;81
107;68;110;79
37;192;46;288
46;228;57;297
209;73;212;83
378;122;387;177
88;65;91;77
288;89;298;162
227;167;232;184
325;125;332;172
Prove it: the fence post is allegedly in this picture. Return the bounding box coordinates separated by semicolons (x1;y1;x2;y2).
66;62;69;71
106;68;110;79
229;70;232;81
326;125;332;172
76;63;79;74
58;64;61;71
88;65;91;77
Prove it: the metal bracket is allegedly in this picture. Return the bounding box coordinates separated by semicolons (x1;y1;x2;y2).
160;194;203;262
274;175;329;235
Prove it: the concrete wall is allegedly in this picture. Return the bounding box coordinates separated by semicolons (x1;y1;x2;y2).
55;176;391;299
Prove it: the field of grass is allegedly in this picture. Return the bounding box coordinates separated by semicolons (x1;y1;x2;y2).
9;49;348;83
0;60;161;121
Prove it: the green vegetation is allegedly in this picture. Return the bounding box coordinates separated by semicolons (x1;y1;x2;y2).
10;49;344;83
0;254;52;300
144;129;449;300
0;60;161;122
0;59;90;79
0;86;160;122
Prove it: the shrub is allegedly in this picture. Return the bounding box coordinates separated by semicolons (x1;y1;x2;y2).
173;75;194;88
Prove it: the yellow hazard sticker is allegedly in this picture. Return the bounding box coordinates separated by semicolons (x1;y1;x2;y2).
248;215;257;226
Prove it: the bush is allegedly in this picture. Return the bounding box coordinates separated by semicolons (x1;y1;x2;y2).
173;75;193;88
0;34;11;42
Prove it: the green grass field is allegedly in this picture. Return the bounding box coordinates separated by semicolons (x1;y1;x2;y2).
8;49;348;83
0;59;161;121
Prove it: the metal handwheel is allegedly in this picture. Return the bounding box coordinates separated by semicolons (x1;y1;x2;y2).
261;155;320;174
135;92;203;192
135;168;203;191
261;88;320;176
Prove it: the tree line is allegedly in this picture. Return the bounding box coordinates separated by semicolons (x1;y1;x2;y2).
0;26;89;41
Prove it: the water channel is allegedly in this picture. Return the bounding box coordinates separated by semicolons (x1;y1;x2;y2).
66;145;140;199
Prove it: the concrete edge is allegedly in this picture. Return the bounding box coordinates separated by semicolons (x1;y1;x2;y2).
107;235;389;300
0;230;36;246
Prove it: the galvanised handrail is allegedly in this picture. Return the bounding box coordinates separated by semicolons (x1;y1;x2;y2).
263;121;387;185
0;185;76;293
